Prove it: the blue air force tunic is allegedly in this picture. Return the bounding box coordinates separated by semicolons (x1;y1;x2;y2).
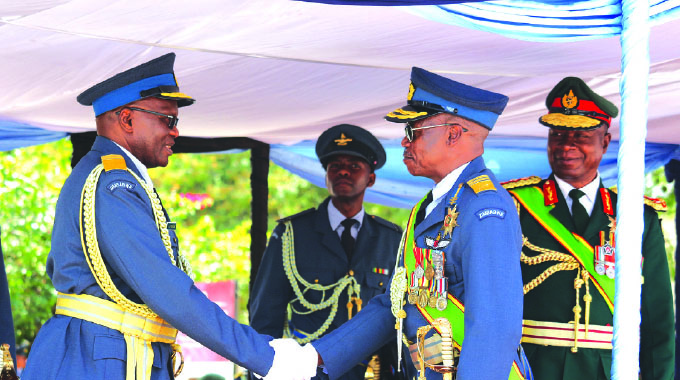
312;157;526;380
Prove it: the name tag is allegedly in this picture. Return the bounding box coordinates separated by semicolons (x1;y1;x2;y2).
476;208;506;220
106;180;136;192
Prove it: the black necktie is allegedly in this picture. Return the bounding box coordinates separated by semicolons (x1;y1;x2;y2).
341;218;358;262
415;191;433;226
569;189;589;235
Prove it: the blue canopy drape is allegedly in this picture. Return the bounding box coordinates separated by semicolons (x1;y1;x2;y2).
296;0;486;4
297;0;680;42
0;121;67;152
271;136;680;208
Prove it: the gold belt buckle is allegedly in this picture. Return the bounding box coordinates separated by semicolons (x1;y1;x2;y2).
170;344;184;378
416;317;458;380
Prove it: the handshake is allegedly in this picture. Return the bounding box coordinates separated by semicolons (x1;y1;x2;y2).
256;338;321;380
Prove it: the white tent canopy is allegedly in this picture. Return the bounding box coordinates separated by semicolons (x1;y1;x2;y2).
2;0;680;378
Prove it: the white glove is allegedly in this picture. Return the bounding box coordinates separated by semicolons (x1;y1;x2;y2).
258;338;319;380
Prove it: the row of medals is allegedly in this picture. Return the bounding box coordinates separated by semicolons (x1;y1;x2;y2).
408;249;448;311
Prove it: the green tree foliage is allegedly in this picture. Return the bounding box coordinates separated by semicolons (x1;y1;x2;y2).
152;151;409;321
0;138;71;348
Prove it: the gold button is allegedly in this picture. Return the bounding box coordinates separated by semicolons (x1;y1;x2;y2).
348;270;354;276
314;279;319;283
379;282;383;287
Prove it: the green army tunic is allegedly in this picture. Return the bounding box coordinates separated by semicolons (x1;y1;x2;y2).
506;175;674;380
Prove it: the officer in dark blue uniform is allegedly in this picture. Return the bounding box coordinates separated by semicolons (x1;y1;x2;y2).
249;124;403;380
21;53;306;380
290;68;530;380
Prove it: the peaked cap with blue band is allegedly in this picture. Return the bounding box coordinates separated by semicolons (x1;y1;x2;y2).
77;53;195;116
385;67;509;130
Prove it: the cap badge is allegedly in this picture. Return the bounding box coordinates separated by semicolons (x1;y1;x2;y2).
335;133;353;146
561;89;578;109
407;83;416;101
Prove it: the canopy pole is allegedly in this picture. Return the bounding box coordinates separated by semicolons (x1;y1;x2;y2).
249;143;270;292
612;0;650;379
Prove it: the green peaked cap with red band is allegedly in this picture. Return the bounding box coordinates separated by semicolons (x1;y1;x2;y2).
540;77;619;130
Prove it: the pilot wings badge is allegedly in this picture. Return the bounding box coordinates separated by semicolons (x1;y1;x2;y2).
425;233;451;250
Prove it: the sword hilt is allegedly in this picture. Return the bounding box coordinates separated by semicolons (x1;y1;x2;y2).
433;318;454;380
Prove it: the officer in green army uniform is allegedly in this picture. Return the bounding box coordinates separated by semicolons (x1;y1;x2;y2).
503;77;674;379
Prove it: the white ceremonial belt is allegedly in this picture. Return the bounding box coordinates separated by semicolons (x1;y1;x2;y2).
521;319;613;350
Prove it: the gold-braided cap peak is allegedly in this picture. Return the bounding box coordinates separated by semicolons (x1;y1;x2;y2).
501;176;542;190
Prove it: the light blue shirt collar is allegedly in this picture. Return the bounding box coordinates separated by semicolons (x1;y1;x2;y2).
426;162;470;218
327;199;364;239
112;141;154;188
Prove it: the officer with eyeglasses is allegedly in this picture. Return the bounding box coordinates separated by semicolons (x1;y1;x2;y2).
284;67;531;380
22;53;315;380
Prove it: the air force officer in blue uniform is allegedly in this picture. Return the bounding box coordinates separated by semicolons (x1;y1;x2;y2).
250;124;403;380
22;53;312;380
291;68;530;380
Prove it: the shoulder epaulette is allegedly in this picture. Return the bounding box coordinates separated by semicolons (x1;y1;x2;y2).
467;174;496;194
101;154;127;172
369;214;403;233
501;176;542;190
276;208;315;223
644;196;668;212
608;187;668;212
